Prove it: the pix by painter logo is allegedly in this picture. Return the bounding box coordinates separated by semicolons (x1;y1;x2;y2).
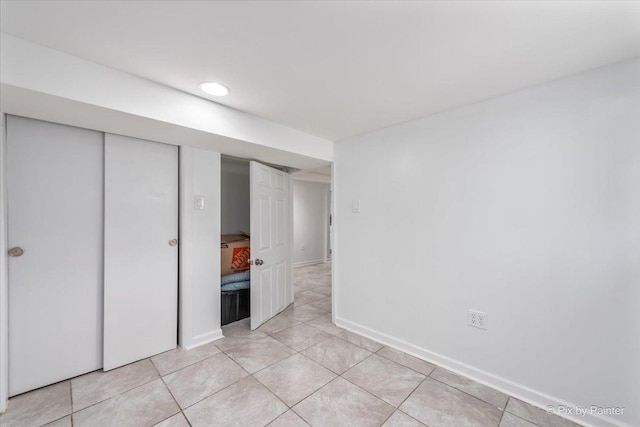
546;404;625;417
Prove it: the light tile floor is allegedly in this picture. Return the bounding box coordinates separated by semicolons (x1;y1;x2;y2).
0;262;583;427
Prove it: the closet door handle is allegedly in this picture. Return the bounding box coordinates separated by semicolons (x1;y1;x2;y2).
168;239;178;247
8;247;24;257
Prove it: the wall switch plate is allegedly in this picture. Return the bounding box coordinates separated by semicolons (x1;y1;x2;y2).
194;195;205;210
352;200;360;213
468;309;487;330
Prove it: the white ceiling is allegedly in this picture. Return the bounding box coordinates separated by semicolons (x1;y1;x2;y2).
1;1;639;141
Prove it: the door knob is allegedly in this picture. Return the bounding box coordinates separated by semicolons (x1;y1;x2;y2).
8;247;24;257
256;259;264;266
169;239;178;247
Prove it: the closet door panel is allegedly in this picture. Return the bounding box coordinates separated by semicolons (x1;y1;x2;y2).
104;134;178;370
7;116;103;395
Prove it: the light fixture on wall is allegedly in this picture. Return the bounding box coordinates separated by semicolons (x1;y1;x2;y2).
199;82;230;97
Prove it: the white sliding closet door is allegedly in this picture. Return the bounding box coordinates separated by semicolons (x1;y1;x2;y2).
7;116;103;395
104;134;179;370
250;161;292;330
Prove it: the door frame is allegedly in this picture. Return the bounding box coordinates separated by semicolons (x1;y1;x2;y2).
1;113;9;413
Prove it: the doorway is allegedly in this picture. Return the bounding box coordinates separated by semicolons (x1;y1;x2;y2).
219;165;334;337
290;166;333;324
219;157;294;331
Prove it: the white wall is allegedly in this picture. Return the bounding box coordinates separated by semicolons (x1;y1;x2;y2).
334;59;640;427
293;180;330;266
221;158;250;235
179;147;222;349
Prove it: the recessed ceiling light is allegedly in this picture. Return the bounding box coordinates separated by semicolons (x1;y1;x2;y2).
199;82;230;97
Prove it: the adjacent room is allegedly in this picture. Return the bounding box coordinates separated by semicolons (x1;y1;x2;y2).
0;1;638;427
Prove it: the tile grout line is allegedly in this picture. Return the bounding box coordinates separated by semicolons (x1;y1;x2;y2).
382;376;430;426
217;337;297;375
496;400;508;427
254;352;340;410
266;410;311;427
68;380;73;427
69;369;161;418
374;347;436;378
172;351;256;412
426;374;508;414
151;341;224;377
397;408;431;427
242;317;345;415
259;270;337;424
248;375;290;424
175;331;309;418
331;329;382;352
501;398;546;427
262;272;437;424
151;359;187;426
334;370;402;424
266;325;336;353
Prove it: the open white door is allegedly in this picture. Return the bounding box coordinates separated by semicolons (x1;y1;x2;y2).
104;134;179;370
250;161;292;329
7;116;103;395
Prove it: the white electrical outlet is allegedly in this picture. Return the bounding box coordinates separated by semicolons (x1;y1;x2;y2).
468;309;488;330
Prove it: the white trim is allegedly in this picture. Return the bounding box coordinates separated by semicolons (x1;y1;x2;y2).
288;174;295;306
334;316;633;427
181;329;224;351
294;259;327;268
178;147;193;350
330;162;336;324
0;113;8;413
323;185;330;262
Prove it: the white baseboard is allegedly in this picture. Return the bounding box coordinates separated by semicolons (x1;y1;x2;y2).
334;316;632;427
294;259;326;268
182;329;224;351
